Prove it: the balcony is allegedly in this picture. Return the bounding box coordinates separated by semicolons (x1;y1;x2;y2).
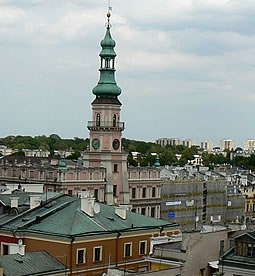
87;121;125;131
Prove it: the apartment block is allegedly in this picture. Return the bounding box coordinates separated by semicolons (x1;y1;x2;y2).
200;140;214;151
244;139;255;151
220;139;235;151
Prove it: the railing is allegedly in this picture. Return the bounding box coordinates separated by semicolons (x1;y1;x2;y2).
87;121;125;129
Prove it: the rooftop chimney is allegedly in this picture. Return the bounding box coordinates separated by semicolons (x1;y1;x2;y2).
80;191;95;217
115;206;127;220
30;195;41;209
9;242;26;256
10;197;19;208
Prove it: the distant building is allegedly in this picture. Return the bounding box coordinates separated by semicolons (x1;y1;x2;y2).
182;139;195;148
220;139;235;151
23;149;50;158
244;139;255;151
160;179;245;231
156;138;195;148
156;138;182;147
200;140;214;151
0;145;18;156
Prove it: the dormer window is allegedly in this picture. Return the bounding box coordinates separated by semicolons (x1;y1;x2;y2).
236;241;255;257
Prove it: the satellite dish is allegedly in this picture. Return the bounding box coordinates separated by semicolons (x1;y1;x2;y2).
18;239;23;246
94;203;100;214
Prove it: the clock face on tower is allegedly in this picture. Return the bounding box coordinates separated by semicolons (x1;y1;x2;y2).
112;139;120;150
92;138;100;150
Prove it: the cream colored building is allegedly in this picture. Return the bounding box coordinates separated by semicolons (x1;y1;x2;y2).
200;140;214;151
183;139;195;148
220;139;235;151
156;138;182;147
244;139;255;151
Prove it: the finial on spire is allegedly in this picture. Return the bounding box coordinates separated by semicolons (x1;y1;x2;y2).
106;0;112;28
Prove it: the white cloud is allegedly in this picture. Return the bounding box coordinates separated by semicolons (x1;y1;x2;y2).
0;7;25;25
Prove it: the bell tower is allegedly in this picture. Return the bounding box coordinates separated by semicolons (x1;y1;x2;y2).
82;12;130;206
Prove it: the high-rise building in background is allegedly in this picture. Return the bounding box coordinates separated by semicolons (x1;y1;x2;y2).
200;140;214;151
244;139;255;151
220;139;235;151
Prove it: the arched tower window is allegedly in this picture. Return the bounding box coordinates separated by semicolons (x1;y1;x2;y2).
113;114;117;127
96;113;101;126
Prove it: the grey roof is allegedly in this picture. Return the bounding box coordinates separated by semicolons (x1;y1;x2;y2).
0;251;67;276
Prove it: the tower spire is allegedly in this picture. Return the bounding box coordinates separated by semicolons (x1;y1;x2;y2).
92;9;121;99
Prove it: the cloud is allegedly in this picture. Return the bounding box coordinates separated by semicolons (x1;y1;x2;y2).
0;6;25;25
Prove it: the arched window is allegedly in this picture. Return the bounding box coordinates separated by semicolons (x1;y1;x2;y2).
96;113;101;126
113;114;117;127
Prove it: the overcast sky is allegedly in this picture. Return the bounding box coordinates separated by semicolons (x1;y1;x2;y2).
0;0;255;147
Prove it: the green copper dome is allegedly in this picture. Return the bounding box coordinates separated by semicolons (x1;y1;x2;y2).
155;155;160;168
92;19;121;98
58;153;67;170
100;26;116;58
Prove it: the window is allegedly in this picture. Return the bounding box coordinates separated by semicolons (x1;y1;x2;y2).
139;241;147;255
152;187;156;197
30;170;34;178
151;207;155;218
124;243;132;257
114;164;118;173
1;243;8;255
94;189;98;200
248;244;252;256
76;248;86;264
93;246;102;262
48;171;54;179
113;114;117;127
138;266;148;272
132;188;136;199
96;114;100;126
113;185;117;197
40;171;43;179
142;188;146;198
141;208;146;215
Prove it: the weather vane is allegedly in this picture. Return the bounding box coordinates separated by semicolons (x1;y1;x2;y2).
106;0;112;27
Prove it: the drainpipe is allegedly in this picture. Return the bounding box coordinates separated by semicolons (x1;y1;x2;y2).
116;231;121;267
70;236;74;275
12;230;17;243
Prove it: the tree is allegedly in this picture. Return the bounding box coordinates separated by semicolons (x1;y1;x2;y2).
178;148;195;166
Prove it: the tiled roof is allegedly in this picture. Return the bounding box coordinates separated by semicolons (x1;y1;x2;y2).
0;194;178;239
0;251;67;276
